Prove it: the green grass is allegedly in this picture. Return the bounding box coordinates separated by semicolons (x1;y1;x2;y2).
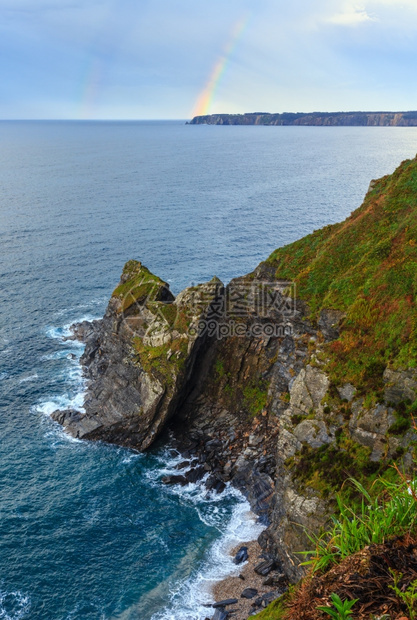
243;382;268;416
252;596;289;619
300;473;417;574
388;398;417;436
133;336;188;387
251;467;417;620
112;260;169;313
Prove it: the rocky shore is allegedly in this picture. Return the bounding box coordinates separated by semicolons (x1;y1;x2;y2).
51;156;417;618
209;540;287;619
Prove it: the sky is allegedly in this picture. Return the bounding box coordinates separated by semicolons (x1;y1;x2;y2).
1;0;417;119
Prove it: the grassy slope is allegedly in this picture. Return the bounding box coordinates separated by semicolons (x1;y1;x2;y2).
252;157;417;618
263;156;417;395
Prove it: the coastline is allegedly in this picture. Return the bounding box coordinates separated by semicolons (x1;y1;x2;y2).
209;539;286;620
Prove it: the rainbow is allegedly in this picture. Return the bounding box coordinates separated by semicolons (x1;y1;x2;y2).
79;56;103;120
192;14;250;118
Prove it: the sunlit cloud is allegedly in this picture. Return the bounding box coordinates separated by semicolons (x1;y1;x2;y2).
326;4;374;26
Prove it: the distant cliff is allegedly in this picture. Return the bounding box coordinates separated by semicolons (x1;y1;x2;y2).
189;111;417;126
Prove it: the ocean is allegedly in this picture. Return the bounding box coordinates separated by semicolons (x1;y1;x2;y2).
0;120;416;619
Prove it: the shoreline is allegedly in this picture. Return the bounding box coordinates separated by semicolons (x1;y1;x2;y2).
207;538;287;620
57;319;284;619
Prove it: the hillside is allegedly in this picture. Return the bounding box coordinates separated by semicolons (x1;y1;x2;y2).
257;156;417;397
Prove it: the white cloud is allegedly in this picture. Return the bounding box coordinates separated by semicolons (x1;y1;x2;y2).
326;7;374;26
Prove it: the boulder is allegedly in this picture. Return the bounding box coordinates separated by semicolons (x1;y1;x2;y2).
233;546;249;564
161;475;188;486
241;588;258;599
213;599;238;608
254;559;275;576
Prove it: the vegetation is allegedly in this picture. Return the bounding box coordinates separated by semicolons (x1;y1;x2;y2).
302;475;417;573
243;382;268;416
389;569;417;619
388;398;417;435
287;436;384;501
262;156;417;398
251;596;289;619
253;463;417;619
112;260;170;313
316;593;358;619
133;336;188;387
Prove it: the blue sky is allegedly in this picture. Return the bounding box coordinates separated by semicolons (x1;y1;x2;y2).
1;0;417;119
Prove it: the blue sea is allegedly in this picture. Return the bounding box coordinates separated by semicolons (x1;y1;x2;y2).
1;120;417;620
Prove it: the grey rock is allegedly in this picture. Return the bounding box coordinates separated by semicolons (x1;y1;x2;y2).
318;308;345;341
185;466;206;483
52;261;224;451
233;546;248;564
293;419;331;449
212;609;228;620
51;409;82;426
289;366;329;413
213;599;238;607
161;474;188;486
241;588;258;599
174;460;190;470
263;573;286;587
254;559;275;576
261;591;282;607
384;368;417;405
337;383;356;402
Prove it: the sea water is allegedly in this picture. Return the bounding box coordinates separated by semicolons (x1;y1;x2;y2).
1;120;417;619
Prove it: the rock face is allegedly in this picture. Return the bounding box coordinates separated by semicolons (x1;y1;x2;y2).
51;258;417;583
52;260;224;450
52;155;417;586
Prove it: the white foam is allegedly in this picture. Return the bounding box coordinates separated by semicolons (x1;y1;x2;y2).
36;314;95;427
0;588;30;620
45;314;100;343
19;373;39;383
0;372;9;381
150;496;264;620
41;350;80;361
140;448;266;619
121;452;144;465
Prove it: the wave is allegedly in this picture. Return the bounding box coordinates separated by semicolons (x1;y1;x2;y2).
138;449;265;620
19;373;39;384
34;314;101;440
35;315;264;620
45;313;99;342
0;588;30;620
147;495;264;620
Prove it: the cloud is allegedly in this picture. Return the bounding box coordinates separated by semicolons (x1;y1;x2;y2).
326;6;374;26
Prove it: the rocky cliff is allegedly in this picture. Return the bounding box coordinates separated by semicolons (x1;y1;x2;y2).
189;111;417;126
53;155;417;585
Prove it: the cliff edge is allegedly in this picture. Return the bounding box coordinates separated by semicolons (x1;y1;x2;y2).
53;155;417;585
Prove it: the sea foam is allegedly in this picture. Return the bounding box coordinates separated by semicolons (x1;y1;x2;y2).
143;450;265;620
0;588;30;620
